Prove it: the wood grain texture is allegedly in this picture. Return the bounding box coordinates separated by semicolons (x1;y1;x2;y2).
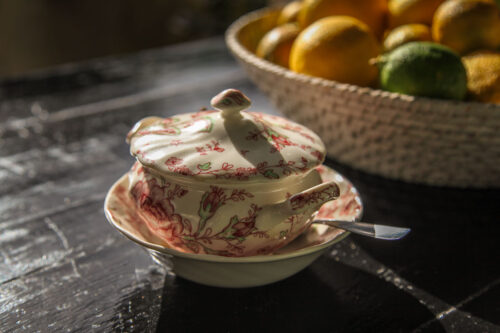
1;36;499;332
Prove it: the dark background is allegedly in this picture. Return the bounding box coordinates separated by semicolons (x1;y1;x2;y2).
0;0;271;77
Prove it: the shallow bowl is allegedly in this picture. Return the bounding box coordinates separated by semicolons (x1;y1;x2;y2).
104;165;362;288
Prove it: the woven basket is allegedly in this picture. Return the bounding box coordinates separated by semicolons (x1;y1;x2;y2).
226;7;500;188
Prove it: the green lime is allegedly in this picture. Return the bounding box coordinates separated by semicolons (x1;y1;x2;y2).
377;42;467;100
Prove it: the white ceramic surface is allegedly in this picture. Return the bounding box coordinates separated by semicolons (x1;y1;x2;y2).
104;165;363;288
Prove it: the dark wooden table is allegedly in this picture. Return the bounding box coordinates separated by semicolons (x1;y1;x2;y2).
1;37;499;333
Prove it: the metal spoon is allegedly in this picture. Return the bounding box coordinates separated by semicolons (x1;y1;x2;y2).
313;220;411;240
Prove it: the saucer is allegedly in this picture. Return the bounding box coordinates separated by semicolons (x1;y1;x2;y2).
104;165;363;288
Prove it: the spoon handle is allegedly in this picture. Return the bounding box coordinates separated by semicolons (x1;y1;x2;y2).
313;220;411;240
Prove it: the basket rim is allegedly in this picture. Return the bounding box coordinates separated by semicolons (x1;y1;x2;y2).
225;7;500;112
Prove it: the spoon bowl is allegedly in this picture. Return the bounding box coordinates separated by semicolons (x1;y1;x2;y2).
313;220;411;240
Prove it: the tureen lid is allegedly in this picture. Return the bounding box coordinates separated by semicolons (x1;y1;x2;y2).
127;89;325;182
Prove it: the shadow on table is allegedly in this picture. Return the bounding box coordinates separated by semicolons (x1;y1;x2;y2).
324;158;500;325
154;255;440;332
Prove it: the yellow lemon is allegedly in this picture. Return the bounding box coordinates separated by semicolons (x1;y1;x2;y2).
383;23;432;51
462;51;500;103
298;0;387;38
388;0;444;27
290;16;380;86
277;1;303;25
256;23;301;68
432;0;500;54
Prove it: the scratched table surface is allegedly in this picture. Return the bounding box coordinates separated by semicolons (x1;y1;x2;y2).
0;37;499;333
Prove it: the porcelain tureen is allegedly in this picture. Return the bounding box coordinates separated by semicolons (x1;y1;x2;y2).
126;89;339;256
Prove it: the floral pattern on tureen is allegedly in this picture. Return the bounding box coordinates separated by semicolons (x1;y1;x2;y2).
127;162;338;256
127;89;325;181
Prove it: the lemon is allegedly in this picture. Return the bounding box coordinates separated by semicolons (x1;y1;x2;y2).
462;51;500;103
277;1;302;25
256;23;301;68
290;16;380;86
298;0;387;37
432;0;500;54
388;0;444;27
377;42;467;100
383;24;433;52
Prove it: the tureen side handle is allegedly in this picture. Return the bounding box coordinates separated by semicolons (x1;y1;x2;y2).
285;181;340;215
259;181;340;224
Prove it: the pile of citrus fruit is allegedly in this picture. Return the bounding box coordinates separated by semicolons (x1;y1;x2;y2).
255;0;500;103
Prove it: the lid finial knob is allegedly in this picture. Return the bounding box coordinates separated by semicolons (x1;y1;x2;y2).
211;89;251;117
